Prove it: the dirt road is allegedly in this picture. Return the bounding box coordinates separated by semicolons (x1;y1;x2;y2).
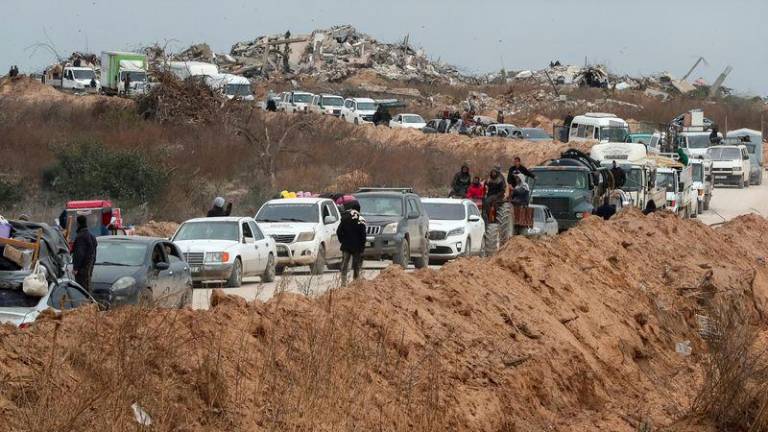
698;170;767;226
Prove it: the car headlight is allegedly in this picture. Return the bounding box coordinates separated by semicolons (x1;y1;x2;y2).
296;231;315;242
205;252;230;263
382;223;399;234
111;276;136;293
447;227;465;237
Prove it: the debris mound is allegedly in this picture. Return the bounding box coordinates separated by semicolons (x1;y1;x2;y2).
1;211;767;431
137;71;224;124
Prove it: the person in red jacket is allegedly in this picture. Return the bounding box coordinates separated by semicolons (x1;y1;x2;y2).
465;176;485;201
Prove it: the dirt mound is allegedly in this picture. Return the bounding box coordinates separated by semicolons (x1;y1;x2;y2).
0;76;133;109
1;210;767;431
133;221;179;238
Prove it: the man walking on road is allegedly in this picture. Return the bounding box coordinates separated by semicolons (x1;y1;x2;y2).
336;201;367;286
72;215;97;292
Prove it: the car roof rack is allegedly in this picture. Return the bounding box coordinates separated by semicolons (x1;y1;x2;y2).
356;187;414;194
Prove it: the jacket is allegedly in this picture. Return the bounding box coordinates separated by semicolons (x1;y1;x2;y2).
72;226;97;272
594;204;616;220
451;172;471;197
466;183;485;200
510;186;530;206
508;165;535;183
336;210;367;253
207;203;232;217
486;176;506;197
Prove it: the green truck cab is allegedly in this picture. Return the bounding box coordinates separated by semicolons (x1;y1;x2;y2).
530;150;612;231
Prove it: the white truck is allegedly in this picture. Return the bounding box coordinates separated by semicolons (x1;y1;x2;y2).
279;91;315;113
706;145;752;188
254;198;342;275
309;94;345;116
568;113;630;143
341;97;377;125
101;51;149;96
590;142;666;211
653;156;696;218
42;65;100;93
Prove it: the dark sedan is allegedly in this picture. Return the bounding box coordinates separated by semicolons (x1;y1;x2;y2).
90;236;192;309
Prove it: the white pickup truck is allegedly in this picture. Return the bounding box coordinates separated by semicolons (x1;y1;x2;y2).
655;158;696;218
255;198;342;274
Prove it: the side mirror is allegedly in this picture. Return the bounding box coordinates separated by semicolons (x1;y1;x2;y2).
468;215;481;222
324;216;336;225
408;212;419;220
155;261;170;271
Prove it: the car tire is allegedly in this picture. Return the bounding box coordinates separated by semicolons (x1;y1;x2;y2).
413;240;429;269
704;198;710;211
310;245;326;275
697;201;704;215
227;258;243;288
262;254;276;283
275;265;286;275
139;288;153;308
393;239;410;268
738;178;745;189
178;287;192;309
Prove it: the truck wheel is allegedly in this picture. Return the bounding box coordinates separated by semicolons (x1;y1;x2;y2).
738;178;745;189
697;201;704;215
227;258;243;288
262;254;276;283
484;224;500;257
310;246;326;275
393;240;410;268
413;240;429;269
704;198;710;211
496;203;513;246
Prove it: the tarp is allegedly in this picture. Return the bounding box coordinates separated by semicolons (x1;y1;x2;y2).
0;221;70;290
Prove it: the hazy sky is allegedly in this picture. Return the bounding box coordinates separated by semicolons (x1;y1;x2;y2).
2;0;766;94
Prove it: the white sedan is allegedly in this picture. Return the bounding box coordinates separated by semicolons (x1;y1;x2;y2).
172;217;277;287
421;198;486;263
390;114;427;129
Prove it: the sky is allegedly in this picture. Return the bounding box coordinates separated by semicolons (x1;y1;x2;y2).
2;0;766;95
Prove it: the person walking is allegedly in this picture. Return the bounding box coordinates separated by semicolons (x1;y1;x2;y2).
336;200;367;286
207;197;232;217
72;215;97;292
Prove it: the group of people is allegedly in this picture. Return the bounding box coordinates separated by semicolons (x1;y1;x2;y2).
449;158;535;217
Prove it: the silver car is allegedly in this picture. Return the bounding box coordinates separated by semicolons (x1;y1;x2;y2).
524;205;559;237
0;279;95;328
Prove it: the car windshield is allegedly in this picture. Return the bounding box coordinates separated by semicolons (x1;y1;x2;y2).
73;69;95;80
122;71;147;82
656;172;675;190
523;129;550;139
256;204;318;223
422;203;465;221
226;84;252;97
403;115;425;124
684;135;712;149
531;170;589;189
599;127;630;143
630;134;652;144
293;94;313;103
692;164;704;182
174;222;239;241
706;147;741;161
356;102;376;111
356;196;403;217
619;168;643;192
322;97;343;106
0;289;39;308
95;241;147;266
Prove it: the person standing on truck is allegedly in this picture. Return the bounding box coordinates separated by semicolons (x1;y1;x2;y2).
593;197;616;220
484;166;507;220
709;125;722;145
123;73;131;95
610;161;626;188
207;197;232;217
336;200;366;286
450;163;472;198
508;157;536;183
509;174;530;207
72;215;97;292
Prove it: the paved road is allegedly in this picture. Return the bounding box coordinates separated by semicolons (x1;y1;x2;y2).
194;172;767;309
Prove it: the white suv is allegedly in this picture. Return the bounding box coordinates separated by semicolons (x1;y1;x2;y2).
707;145;751;188
279;91;315;113
255;198;342;274
341;97;377;125
172;217;277;287
310;94;345;116
421;198;485;263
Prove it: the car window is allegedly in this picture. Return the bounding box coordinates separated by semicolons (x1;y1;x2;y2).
163;242;183;263
242;222;254;240
48;283;92;310
322;203;338;222
467;203;481;217
248;221;264;240
152;244;168;265
407;199;420;217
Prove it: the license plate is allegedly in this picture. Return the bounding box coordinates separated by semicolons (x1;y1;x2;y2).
191;266;201;273
715;175;727;179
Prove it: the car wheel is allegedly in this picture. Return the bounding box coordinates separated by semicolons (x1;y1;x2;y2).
393;239;410;268
413;240;429;269
227;258;243;288
139;288;153;308
704;198;710;211
697;201;704;215
262;254;276;282
310;245;326;275
178;287;192;309
738;178;745;189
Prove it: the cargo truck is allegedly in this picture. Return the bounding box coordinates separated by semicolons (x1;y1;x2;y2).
100;51;149;96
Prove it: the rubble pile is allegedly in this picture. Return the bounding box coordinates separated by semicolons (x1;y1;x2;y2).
136;71;224;124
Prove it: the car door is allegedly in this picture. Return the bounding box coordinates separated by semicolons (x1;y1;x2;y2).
149;243;173;306
240;221;260;276
466;202;485;252
248;221;269;273
164;242;189;303
407;198;427;254
321;202;342;261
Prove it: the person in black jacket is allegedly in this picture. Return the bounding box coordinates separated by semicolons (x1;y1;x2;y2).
72;215;97;292
610;161;626;188
336;201;367;286
483;166;507;220
207;197;232;217
450;163;471;197
593;197;616;220
508;157;536;184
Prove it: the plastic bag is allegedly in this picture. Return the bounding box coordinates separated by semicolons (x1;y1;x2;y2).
23;263;48;297
0;215;10;239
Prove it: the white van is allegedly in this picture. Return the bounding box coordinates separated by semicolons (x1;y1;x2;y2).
205;73;254;100
569;113;630;143
707;145;752;188
168;61;219;80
